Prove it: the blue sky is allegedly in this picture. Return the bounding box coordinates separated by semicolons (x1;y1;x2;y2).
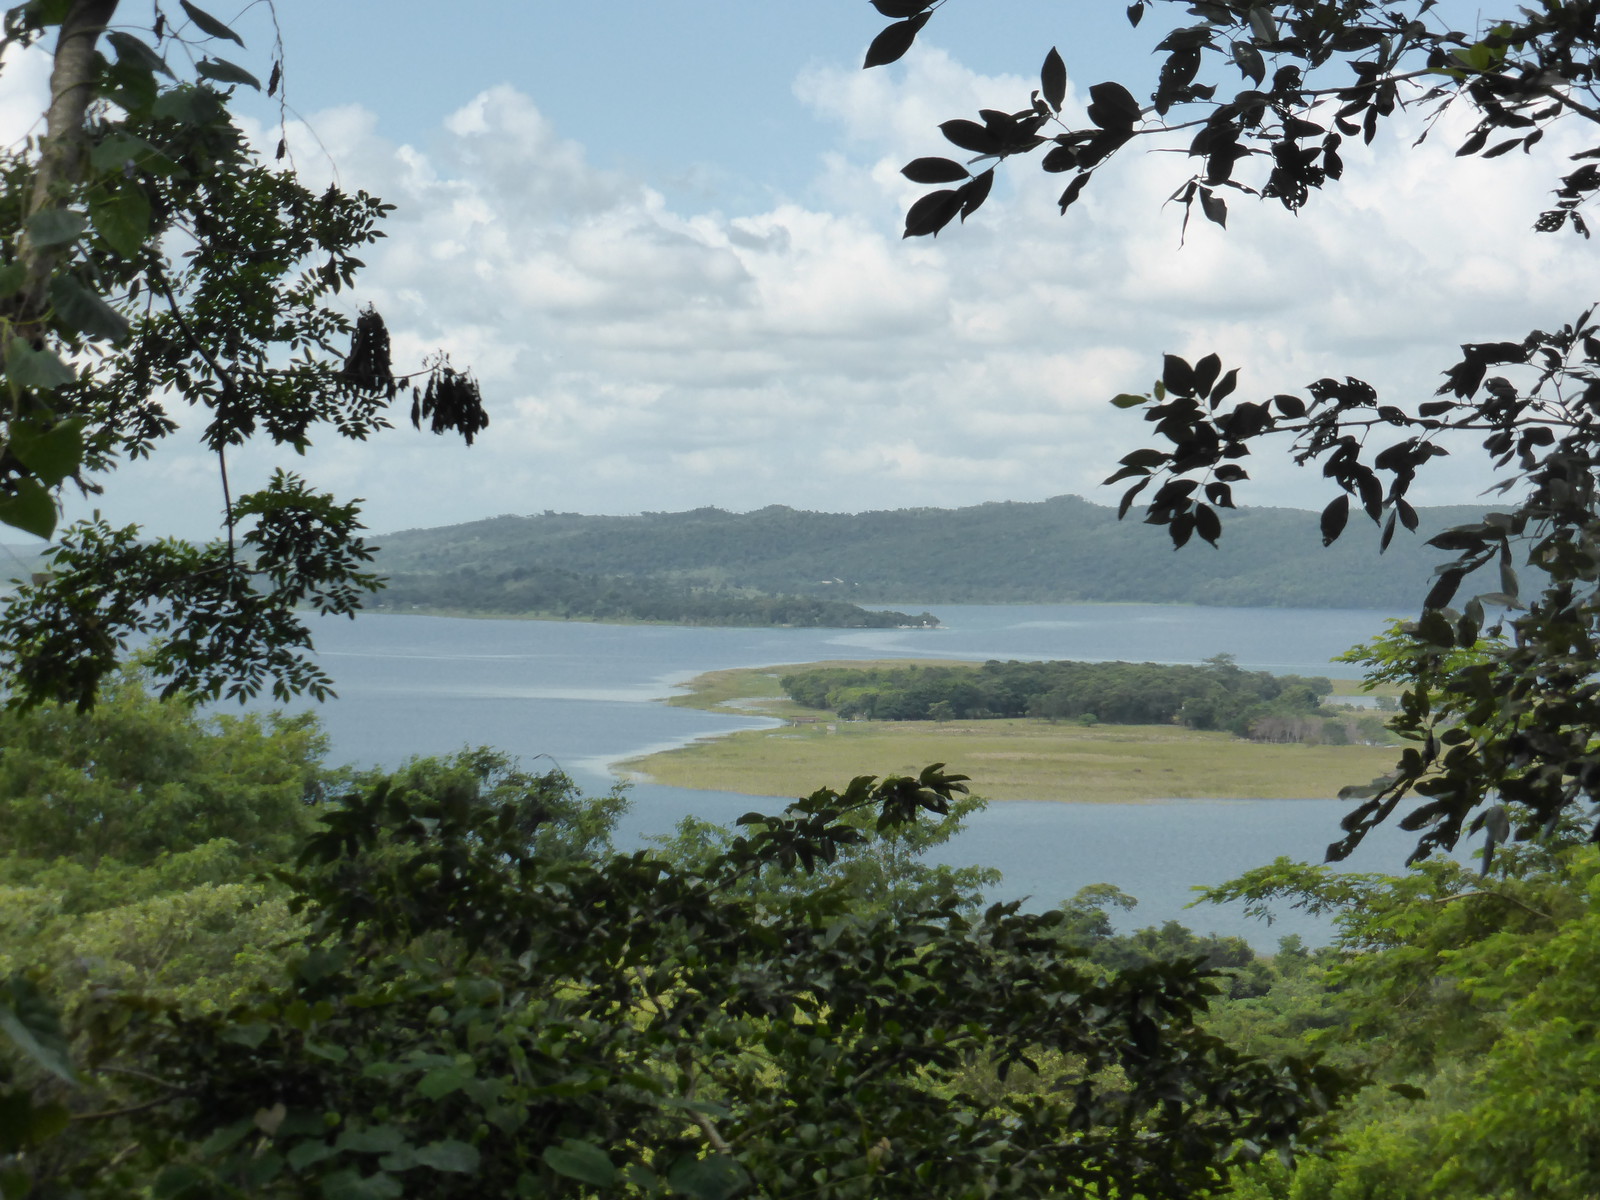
4;2;1592;540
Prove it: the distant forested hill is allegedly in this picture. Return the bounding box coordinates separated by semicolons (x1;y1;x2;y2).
372;495;1487;611
366;564;937;628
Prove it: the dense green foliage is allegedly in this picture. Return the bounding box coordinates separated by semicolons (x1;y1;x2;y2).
0;682;1352;1200
370;565;937;629
371;497;1485;612
0;1;486;710
778;656;1381;745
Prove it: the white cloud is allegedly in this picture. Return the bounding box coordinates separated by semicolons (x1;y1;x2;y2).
54;49;1600;539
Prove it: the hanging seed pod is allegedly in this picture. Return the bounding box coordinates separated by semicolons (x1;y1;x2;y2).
415;355;489;446
341;305;396;398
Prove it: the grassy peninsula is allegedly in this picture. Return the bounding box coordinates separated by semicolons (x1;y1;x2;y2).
619;662;1398;803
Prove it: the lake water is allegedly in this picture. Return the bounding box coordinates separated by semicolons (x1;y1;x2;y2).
290;604;1440;947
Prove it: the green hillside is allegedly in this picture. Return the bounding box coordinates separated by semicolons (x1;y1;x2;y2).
372;495;1487;611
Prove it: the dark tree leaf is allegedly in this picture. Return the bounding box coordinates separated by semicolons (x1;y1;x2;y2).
902;157;970;184
1232;41;1266;84
1127;2;1145;26
1424;568;1465;611
1193;353;1222;397
1042;144;1078;172
180;0;245;44
1194;502;1222;546
864;12;931;68
903;189;965;238
959;169;995;220
1087;81;1141;130
1320;494;1350;546
1199;188;1228;227
1041;47;1068;113
871;0;930;15
1059;170;1094;212
196;57;262;89
1163;354;1196;396
940;119;1003;155
105;31;174;77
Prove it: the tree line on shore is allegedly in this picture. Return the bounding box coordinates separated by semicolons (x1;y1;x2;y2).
779;655;1390;745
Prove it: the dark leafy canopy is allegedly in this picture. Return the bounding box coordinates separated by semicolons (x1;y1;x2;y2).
0;1;488;710
6;760;1354;1199
866;0;1600;865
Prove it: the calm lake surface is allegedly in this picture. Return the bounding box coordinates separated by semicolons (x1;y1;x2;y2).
292;604;1441;946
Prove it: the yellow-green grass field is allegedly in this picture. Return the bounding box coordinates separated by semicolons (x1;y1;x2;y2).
626;662;1399;804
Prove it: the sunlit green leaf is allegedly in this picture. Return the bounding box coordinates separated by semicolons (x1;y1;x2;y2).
49;275;131;343
91;186;153;258
10;417;85;486
543;1140;616;1187
26;208;87;249
5;338;76;391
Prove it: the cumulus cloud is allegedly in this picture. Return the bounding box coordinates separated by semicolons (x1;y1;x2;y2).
51;45;1600;538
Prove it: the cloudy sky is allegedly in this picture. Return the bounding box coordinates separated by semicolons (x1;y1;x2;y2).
7;1;1595;540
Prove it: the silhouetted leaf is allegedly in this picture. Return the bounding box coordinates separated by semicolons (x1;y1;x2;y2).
902;157;969;184
1059;170;1094;212
1087;81;1141;130
959;169;995;220
1199;188;1228;227
1424;568;1465;611
903;189;964;238
105;31;173;77
940;119;1002;155
870;0;929;15
196;57;261;89
179;0;244;44
1041;47;1067;112
864;12;931;67
1320;494;1349;545
1232;41;1265;84
1163;354;1196;396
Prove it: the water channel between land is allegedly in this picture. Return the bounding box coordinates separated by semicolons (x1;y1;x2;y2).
288;604;1442;947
